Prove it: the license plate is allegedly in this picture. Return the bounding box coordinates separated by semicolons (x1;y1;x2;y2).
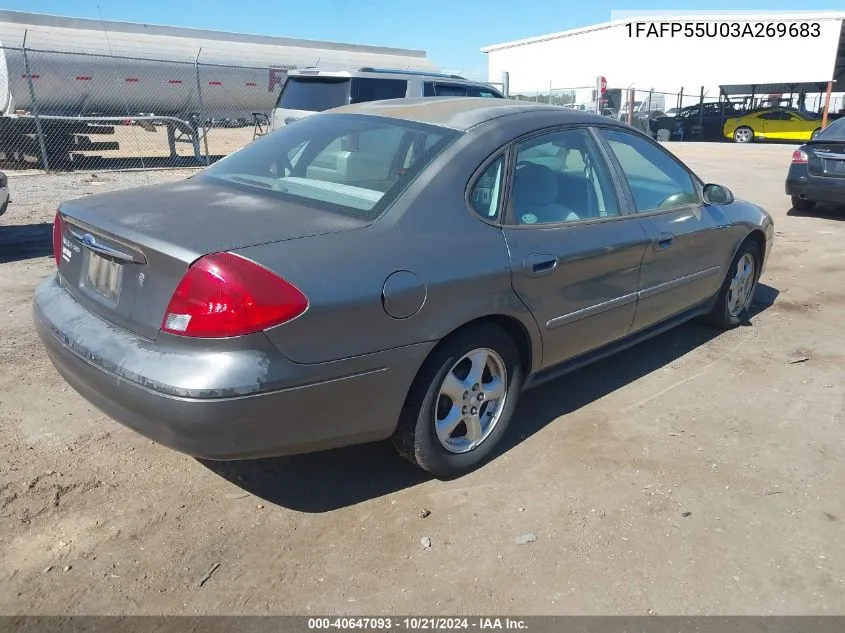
84;250;123;302
824;159;845;174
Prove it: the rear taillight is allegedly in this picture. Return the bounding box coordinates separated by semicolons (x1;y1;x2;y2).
161;252;308;338
792;149;809;164
52;211;64;268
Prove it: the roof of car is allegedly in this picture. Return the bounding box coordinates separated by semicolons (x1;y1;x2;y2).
325;97;612;131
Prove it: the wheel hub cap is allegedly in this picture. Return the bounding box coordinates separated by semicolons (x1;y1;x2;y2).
727;252;756;317
434;348;508;454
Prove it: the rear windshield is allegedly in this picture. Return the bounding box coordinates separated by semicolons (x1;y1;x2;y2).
813;117;845;141
277;77;351;112
202;113;460;221
277;77;408;112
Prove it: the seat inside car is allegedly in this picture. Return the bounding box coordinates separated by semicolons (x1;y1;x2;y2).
513;162;591;224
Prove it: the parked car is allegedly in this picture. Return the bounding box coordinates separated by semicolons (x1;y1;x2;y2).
653;102;742;141
34;98;774;478
724;107;823;143
618;101;642;121
786;116;845;211
271;67;505;131
0;171;8;217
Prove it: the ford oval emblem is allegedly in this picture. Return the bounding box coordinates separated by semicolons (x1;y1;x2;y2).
82;233;96;247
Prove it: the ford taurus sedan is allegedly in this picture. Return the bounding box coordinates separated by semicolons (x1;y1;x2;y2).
34;98;774;478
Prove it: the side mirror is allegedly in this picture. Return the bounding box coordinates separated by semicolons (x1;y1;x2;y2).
703;183;734;205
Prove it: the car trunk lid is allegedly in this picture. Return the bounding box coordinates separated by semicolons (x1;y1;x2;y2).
55;177;368;340
805;141;845;178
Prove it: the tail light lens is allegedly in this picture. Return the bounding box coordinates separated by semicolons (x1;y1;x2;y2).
161;252;308;338
792;149;808;164
52;211;64;268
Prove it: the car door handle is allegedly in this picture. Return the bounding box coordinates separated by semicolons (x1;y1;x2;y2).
524;253;558;276
653;233;674;251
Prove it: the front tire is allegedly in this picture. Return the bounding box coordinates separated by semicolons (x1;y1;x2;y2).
733;126;754;143
791;195;816;211
392;323;523;479
704;239;762;329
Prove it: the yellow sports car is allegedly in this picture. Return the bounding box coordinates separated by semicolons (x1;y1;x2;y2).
723;108;823;143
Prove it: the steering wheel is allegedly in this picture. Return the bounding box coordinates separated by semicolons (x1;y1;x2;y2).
657;191;695;209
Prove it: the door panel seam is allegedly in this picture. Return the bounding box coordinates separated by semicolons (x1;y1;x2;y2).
546;292;638;330
638;265;721;300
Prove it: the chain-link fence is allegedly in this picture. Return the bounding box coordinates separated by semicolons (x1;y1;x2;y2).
1;44;283;172
0;45;503;173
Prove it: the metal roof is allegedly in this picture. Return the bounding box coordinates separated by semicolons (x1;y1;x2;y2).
719;81;837;95
481;11;845;53
0;9;428;57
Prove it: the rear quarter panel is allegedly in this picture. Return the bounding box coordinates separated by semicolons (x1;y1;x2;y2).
237;123;544;366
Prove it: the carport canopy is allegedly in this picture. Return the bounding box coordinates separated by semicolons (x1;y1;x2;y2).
718;80;838;124
719;81;835;96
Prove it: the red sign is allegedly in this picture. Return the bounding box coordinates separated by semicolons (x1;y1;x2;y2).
599;76;607;94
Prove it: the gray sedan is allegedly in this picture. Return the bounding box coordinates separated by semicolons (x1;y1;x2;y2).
33;98;774;478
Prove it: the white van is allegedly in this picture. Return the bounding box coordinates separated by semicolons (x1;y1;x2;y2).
270;68;505;131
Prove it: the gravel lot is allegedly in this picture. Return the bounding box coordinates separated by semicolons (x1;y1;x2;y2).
0;143;843;615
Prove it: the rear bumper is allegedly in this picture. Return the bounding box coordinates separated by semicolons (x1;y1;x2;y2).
785;174;845;204
33;275;434;460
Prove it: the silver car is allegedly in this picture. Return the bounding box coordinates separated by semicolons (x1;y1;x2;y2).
34;98;774;478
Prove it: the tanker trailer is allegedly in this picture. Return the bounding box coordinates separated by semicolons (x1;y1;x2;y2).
0;10;437;167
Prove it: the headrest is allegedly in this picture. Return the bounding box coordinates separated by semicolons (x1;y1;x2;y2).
513;163;558;207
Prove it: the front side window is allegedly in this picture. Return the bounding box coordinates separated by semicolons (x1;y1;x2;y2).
511;128;619;225
202;113;460;221
600;129;698;213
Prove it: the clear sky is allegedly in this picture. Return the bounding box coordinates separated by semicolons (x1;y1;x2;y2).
3;1;843;71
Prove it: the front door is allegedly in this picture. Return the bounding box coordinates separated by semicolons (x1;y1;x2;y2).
495;127;651;368
596;128;732;332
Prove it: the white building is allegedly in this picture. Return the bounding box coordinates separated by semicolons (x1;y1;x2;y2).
482;11;845;112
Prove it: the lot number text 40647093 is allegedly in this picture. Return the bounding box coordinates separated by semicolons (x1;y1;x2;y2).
307;618;528;630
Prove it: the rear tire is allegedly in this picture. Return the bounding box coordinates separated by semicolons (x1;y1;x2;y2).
704;239;762;329
791;195;816;211
733;126;754;143
392;323;523;479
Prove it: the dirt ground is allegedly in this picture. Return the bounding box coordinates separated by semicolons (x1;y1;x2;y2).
0;143;843;616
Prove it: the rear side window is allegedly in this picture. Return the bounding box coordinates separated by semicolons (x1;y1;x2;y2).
352;78;408;102
424;82;503;98
276;77;351;112
424;83;468;97
202;114;460;221
815;117;845;141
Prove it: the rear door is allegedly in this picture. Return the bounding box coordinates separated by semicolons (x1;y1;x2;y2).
596;128;731;332
489;126;651;369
